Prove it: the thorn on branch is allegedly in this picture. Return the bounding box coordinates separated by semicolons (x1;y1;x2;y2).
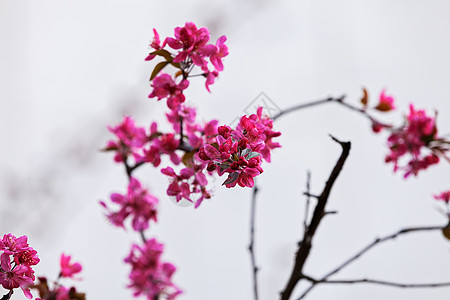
324;210;338;216
303;192;319;199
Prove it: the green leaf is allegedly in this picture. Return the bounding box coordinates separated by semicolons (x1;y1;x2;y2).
241;148;251;156
222;172;239;186
246;152;261;160
150;61;169;81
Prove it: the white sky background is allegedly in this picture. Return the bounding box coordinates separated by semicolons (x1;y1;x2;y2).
1;0;450;299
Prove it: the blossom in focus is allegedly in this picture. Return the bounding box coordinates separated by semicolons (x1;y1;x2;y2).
0;234;39;299
198;107;280;188
60;254;82;278
101;177;158;231
146;22;228;94
125;239;182;300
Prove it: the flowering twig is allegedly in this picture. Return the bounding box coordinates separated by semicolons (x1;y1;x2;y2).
280;136;351;300
249;183;260;300
297;224;448;299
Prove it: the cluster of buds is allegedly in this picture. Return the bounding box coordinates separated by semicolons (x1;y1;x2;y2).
0;234;39;299
199;107;281;188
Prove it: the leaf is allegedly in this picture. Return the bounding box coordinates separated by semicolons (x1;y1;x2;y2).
182;151;196;167
222;172;239;186
149;49;173;61
360;87;369;107
241;148;251;156
174;70;183;78
219;163;230;172
246;152;261;160
169;61;181;69
150;61;169;81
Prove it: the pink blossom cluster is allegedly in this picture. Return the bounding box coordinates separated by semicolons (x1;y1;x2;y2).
383;104;443;178
198;107;281;188
125;239;181;300
0;234;39;299
146;21;228;109
100;177;158;231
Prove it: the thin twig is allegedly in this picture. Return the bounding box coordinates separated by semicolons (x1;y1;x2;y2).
297;225;446;299
303;171;311;234
303;275;450;288
249;183;260;300
280;137;351;300
272;96;345;121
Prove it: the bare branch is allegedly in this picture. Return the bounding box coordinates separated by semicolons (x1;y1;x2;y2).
303;275;450;288
272;96;345;121
249;183;260;300
297;225;447;299
303;171;311;234
280;137;351;300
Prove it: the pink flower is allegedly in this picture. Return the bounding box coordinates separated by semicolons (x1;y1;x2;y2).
385;104;439;177
125;239;182;299
0;253;34;299
375;89;395;112
60;253;82;278
204;70;219;92
105;116;147;163
0;234;30;256
202;35;228;72
145;29;164;61
434;191;450;203
166;22;210;65
149;73;189;110
101;177;158;231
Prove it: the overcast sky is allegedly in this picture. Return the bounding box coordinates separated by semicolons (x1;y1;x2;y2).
1;1;450;299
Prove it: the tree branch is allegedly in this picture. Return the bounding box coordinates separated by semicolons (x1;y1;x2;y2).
0;290;13;300
272;96;345;121
297;224;447;299
303;275;450;288
280;136;351;300
249;183;260;300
